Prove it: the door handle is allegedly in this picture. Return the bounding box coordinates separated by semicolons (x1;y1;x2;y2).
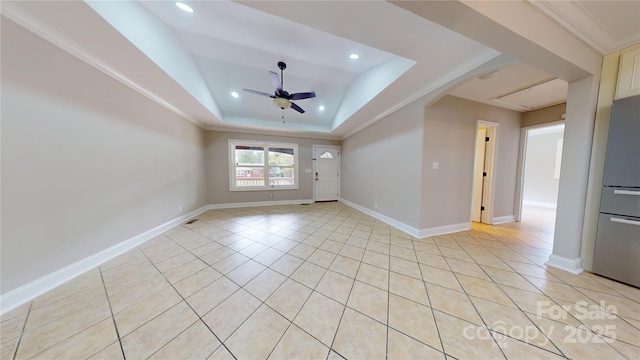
315;172;318;181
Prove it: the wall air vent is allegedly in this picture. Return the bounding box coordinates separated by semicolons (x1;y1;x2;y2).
491;78;568;111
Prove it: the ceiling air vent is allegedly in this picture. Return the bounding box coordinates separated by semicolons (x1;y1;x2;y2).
491;78;568;111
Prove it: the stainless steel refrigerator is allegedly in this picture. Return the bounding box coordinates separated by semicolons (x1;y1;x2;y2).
593;95;640;287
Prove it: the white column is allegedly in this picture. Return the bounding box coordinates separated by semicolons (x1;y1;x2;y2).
547;75;600;274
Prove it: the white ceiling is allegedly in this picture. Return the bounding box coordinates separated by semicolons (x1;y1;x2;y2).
531;0;640;55
2;1;637;139
448;63;567;112
452;0;640;111
138;1;402;130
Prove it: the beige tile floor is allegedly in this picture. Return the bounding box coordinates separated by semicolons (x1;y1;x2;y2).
2;203;639;359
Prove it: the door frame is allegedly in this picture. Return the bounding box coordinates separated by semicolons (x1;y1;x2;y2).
312;144;341;202
472;127;488;222
471;120;499;224
514;120;565;221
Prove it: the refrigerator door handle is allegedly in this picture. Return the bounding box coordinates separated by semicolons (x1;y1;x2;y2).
613;189;640;196
610;217;640;226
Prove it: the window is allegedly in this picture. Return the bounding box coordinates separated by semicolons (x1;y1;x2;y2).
229;140;298;191
320;151;334;159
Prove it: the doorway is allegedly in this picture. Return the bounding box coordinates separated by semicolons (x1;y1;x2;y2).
515;122;565;226
471;120;498;224
313;145;340;202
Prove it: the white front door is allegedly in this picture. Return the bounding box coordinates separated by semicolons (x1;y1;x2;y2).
313;145;340;201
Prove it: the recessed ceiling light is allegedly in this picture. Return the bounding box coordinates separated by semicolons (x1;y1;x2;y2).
318;105;325;111
231;91;239;98
175;2;193;13
349;54;360;60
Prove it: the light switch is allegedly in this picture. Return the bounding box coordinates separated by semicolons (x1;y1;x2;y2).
433;162;439;169
305;168;312;173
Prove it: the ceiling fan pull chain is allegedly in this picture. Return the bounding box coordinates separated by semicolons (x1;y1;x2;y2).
282;109;285;124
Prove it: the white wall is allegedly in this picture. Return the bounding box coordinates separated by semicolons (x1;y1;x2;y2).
523;130;563;207
340;94;522;233
204;131;338;205
341;100;425;229
421;96;522;228
550;75;600;273
1;19;208;294
521;103;566;128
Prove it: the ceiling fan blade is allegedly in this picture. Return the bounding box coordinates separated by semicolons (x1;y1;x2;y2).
270;71;283;94
243;88;273;97
290;102;305;114
290;92;316;100
267;103;276;112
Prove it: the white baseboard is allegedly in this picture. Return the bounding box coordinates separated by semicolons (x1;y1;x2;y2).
1;198;474;315
339;198;423;238
492;215;516;225
417;223;471;238
0;205;210;315
523;200;557;209
208;199;314;210
339;198;470;239
546;254;584;275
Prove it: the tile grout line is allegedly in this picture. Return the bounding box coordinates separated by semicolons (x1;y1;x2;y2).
261;216;370;359
466;234;626;356
568;286;638;349
191;206;628;359
137;245;237;360
11;300;33;360
325;221;371;359
448;238;514;359
439;231;576;356
464;243;571;357
165;206;351;358
414;236;448;359
13;203;637;360
98;267;127;360
471;278;569;358
449;235;564;359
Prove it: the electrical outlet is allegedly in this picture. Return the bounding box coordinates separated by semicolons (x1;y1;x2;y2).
433;161;439;169
269;193;273;199
179;205;183;212
374;202;378;209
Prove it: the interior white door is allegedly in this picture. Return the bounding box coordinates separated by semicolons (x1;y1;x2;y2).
472;128;487;222
314;145;340;201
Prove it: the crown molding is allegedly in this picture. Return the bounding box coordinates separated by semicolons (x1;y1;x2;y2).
530;0;640;55
1;2;206;129
339;50;511;140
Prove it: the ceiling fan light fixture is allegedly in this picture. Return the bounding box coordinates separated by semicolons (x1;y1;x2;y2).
175;2;193;13
243;62;315;114
273;97;291;109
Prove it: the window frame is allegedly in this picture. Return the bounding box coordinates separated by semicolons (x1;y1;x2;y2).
228;139;299;191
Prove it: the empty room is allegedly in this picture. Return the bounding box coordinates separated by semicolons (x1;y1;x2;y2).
2;1;639;359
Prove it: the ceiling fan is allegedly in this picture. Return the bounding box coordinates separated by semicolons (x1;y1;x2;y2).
243;61;316;114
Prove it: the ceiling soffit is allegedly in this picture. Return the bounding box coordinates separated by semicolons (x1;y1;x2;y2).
90;0;416;134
